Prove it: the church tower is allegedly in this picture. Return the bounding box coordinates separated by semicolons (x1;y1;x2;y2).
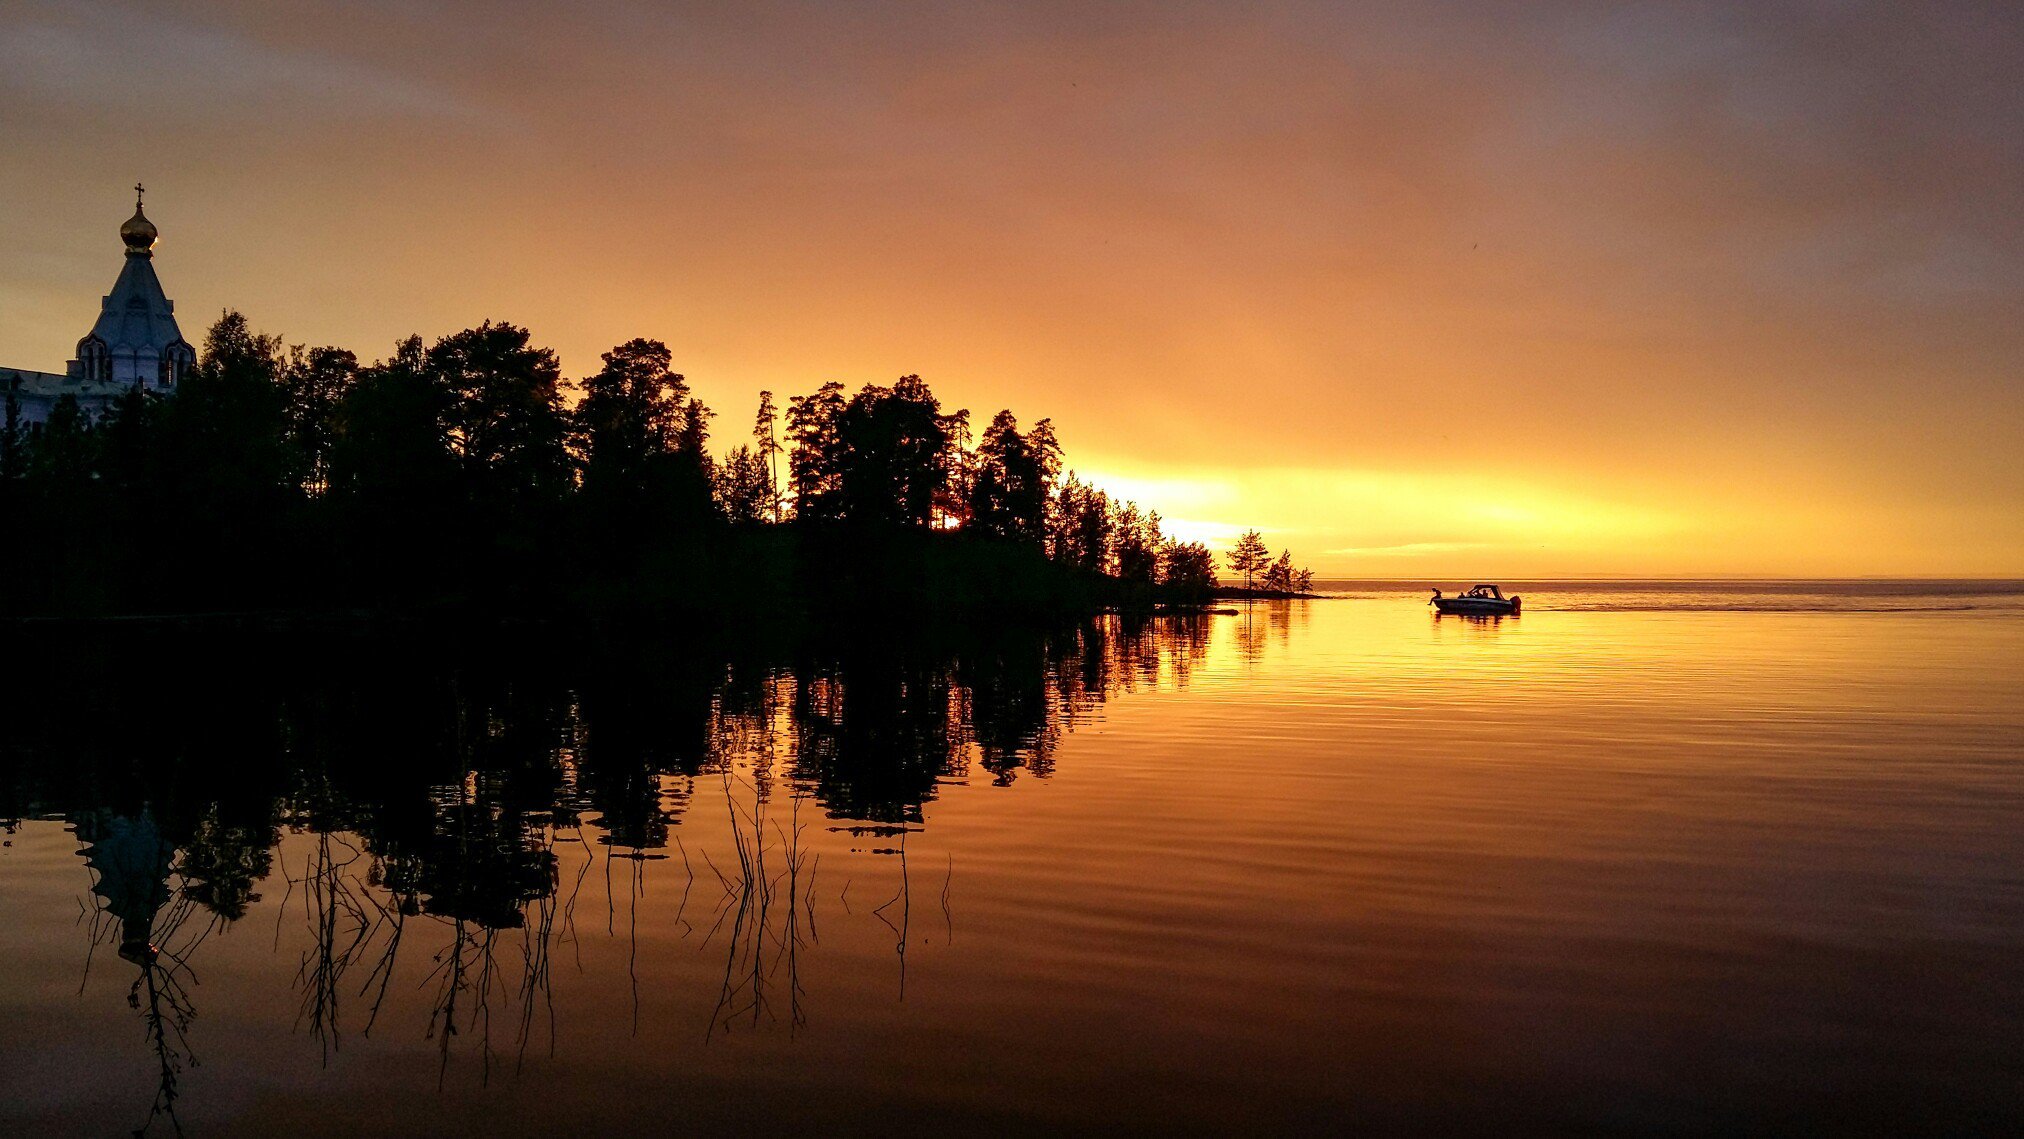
67;185;195;391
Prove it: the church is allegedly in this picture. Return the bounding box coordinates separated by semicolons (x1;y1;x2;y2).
1;186;196;428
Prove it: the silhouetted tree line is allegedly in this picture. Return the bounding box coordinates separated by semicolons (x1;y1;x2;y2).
0;311;1327;616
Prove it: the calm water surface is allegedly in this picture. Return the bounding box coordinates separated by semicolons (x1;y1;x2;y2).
3;582;2023;1134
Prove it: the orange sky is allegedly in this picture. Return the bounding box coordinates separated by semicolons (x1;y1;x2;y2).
2;1;2018;576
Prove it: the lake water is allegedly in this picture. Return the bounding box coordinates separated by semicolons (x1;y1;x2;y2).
3;582;2023;1134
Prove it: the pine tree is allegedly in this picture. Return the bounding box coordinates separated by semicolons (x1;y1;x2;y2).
753;390;782;523
785;382;846;522
1228;529;1270;590
834;376;955;529
573;337;704;528
1161;540;1218;599
970;410;1057;545
714;444;774;523
1265;550;1294;592
1109;500;1160;585
1049;473;1112;571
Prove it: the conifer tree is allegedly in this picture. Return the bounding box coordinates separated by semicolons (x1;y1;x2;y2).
1265;550;1294;592
753;390;782;523
1228;529;1270;590
970;410;1059;545
1110;501;1162;585
786;382;847;522
1050;473;1112;571
1161;540;1218;598
713;444;774;523
574;337;710;529
834;376;955;529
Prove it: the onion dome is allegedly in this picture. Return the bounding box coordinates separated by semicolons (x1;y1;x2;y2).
121;183;157;257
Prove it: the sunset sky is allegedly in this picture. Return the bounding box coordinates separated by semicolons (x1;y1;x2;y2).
1;0;2018;576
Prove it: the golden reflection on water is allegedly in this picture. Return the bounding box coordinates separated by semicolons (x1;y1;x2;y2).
2;587;2022;1132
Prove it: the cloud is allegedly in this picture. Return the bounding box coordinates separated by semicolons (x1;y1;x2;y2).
0;0;2016;574
1324;542;1494;559
1156;517;1248;548
0;1;480;123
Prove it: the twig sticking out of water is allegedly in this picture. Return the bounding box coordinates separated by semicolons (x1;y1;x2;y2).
941;854;954;945
871;832;910;1002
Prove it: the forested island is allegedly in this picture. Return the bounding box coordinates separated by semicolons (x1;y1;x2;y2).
0;314;1315;621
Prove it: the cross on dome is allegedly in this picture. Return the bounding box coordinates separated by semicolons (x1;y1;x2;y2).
121;183;158;256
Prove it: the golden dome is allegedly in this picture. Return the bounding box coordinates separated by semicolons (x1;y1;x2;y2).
121;184;157;256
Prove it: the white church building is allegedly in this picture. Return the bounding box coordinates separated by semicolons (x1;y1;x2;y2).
2;187;196;427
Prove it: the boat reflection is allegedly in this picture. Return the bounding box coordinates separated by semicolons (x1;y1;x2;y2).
1431;611;1514;633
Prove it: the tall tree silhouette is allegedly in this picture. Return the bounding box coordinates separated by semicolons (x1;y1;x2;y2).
158;311;294;513
427;322;572;515
785;382;846;523
1110;501;1163;587
574;338;710;533
714;445;774;524
282;346;357;496
1050;473;1112;572
1162;541;1218;599
754;390;783;523
969;411;1059;545
328;335;458;546
1228;530;1270;590
834;376;958;529
1264;550;1294;592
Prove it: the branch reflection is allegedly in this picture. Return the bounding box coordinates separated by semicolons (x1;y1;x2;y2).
0;614;1213;1130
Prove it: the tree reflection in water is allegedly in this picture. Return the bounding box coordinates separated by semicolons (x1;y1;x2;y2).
0;613;1211;1131
75;807;212;1136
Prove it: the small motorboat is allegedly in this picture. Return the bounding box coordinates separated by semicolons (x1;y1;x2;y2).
1431;584;1521;616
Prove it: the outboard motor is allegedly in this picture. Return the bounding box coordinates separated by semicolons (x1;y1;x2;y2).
1510;595;1522;613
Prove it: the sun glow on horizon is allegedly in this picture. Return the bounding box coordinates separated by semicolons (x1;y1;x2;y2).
1;2;2018;576
1075;463;1714;576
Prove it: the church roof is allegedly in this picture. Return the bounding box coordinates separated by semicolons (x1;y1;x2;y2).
3;187;194;414
2;367;125;399
85;246;187;355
